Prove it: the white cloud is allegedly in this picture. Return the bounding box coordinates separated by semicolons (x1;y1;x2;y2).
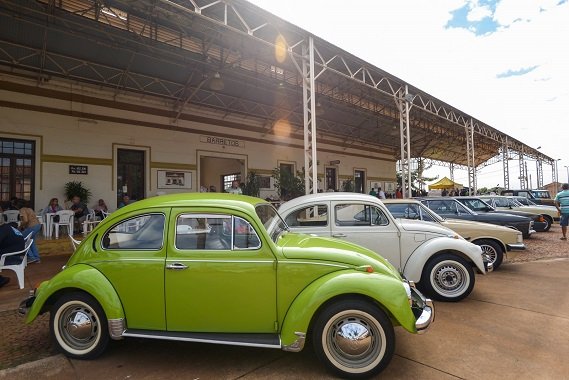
246;0;569;188
467;5;493;22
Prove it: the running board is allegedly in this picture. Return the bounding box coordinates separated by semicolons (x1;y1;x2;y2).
122;329;281;349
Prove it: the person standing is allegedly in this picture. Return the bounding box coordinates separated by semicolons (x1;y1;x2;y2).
0;222;25;288
378;187;386;199
554;183;569;240
369;188;377;197
19;202;42;263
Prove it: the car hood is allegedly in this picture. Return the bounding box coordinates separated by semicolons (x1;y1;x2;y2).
397;218;456;235
276;231;401;280
442;218;519;234
473;212;530;222
492;210;539;219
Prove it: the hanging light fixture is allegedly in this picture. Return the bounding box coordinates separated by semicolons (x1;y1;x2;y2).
209;72;224;91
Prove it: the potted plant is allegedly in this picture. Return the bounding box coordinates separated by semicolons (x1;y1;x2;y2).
243;171;261;198
64;181;92;203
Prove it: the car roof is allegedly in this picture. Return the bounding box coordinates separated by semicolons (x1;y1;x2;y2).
382;199;422;204
279;192;380;210
115;193;267;213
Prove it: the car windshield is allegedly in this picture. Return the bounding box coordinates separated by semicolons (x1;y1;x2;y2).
460;198;494;212
515;197;536;206
255;204;289;243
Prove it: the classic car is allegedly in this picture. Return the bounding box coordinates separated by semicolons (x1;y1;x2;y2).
19;194;434;378
481;195;560;229
419;197;535;238
455;196;548;232
278;193;489;302
382;199;525;269
500;189;555;206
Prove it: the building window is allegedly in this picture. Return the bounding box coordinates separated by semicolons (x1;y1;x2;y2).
0;138;35;208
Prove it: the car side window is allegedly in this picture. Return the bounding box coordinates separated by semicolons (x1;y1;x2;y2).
426;200;454;215
102;213;165;250
285;205;328;227
335;204;388;226
175;214;261;251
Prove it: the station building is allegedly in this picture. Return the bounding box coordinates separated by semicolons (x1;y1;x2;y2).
0;0;554;211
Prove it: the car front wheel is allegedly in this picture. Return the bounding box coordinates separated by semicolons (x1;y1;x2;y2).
50;292;109;359
475;239;504;270
312;299;395;379
420;254;475;302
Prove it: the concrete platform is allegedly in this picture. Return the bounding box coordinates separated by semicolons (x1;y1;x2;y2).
2;257;569;379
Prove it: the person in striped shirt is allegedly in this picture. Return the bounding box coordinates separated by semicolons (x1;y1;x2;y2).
554;183;569;240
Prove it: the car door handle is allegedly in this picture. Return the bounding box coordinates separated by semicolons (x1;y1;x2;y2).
166;262;188;270
332;233;346;238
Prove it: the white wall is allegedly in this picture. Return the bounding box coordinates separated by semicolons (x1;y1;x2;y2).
0;75;397;208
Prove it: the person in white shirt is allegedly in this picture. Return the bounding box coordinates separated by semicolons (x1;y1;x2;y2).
378;187;386;199
226;180;243;195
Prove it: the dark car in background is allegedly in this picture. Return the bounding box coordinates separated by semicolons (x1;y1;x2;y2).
455;197;548;232
418;197;535;238
500;189;555;206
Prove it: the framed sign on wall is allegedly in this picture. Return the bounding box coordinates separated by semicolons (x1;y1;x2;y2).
157;170;192;189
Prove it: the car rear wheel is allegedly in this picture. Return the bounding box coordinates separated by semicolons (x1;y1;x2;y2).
420;254;475;302
475;239;504;270
50;292;109;359
312;299;395;379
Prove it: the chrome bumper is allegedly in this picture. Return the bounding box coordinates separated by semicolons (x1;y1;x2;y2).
506;243;526;251
480;254;494;273
408;283;435;334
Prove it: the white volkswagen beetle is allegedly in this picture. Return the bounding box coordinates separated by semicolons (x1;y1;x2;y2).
279;193;489;302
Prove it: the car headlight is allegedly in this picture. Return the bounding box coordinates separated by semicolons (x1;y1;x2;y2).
517;234;523;243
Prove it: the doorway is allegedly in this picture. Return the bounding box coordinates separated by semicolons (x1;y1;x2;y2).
354;169;366;193
200;155;245;193
325;167;337;191
0;138;35;208
117;149;145;207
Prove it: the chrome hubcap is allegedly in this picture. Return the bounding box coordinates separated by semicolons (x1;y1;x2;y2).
480;245;498;264
335;322;372;356
326;314;382;368
60;305;99;349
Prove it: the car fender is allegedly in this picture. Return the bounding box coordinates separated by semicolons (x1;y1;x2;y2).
402;238;485;283
26;264;124;324
279;270;416;349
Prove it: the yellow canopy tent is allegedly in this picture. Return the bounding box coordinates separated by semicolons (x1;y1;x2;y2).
428;177;464;190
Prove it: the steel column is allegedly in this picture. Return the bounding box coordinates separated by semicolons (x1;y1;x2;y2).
553;160;559;185
536;160;543;188
465;119;476;195
301;37;318;194
502;143;510;189
519;149;526;189
449;163;454;182
396;86;412;198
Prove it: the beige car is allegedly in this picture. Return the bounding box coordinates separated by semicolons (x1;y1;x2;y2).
480;195;559;231
383;199;525;270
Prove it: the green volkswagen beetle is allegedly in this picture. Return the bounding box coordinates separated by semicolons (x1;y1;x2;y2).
20;193;433;378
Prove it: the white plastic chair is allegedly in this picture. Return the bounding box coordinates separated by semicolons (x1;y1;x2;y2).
52;210;74;239
36;209;47;237
69;234;82;251
23;231;33;243
82;209;101;235
0;239;33;289
3;210;20;225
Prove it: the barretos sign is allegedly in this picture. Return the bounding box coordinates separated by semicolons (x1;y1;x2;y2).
200;135;244;148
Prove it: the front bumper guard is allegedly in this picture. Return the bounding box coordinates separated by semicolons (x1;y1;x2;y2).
506;243;526;251
408;282;435;334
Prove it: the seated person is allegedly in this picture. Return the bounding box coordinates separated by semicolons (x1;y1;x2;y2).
0;222;25;288
70;195;88;231
44;198;63;218
118;194;132;208
94;199;108;219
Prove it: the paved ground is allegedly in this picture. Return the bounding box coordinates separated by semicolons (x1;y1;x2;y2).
1;231;569;378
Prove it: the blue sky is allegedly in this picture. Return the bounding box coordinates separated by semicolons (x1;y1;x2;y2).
247;0;569;188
